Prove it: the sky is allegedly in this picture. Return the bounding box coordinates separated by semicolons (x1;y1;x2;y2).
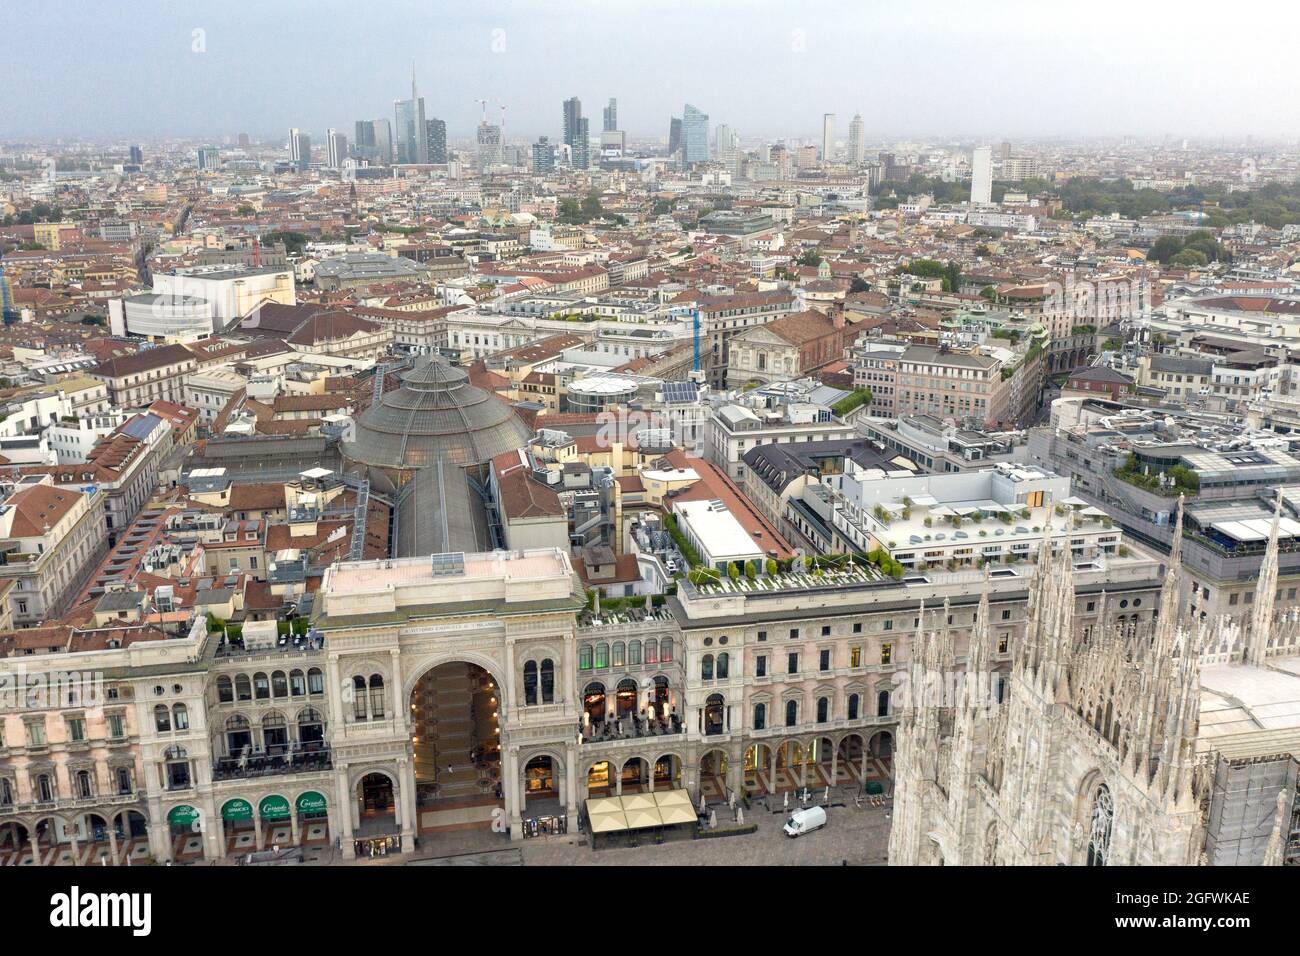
5;0;1300;144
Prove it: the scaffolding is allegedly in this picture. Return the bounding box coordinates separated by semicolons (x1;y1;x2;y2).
1204;752;1300;865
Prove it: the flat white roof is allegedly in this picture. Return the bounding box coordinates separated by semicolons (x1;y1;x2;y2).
675;499;762;562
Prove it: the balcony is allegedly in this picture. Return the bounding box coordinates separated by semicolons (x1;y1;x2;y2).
580;713;683;747
211;742;332;781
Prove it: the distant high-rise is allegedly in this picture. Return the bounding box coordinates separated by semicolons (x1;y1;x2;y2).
128;144;143;166
971;145;993;204
822;113;835;163
394;66;428;164
196;147;219;171
289;128;310;172
426;118;447;164
477;121;502;170
715;124;739;174
532;136;555;173
603;98;618;133
999;140;1012;163
681;103;708;169
326;128;347;168
237;132;250;149
354;119;393;165
668;117;682;157
563;97;589;169
847;113;864;165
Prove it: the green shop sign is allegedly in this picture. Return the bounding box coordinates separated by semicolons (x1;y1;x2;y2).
259;795;291;821
296;791;327;814
221;798;253;822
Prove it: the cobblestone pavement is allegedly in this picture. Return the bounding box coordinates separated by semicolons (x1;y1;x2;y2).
519;796;892;866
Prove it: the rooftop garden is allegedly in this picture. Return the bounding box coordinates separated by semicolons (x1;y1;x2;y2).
1114;453;1199;497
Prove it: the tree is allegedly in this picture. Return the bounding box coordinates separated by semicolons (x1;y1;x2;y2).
795;250;823;268
1171;248;1209;268
849;276;871;294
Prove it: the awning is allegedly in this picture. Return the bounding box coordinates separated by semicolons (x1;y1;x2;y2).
168;805;200;828
583;789;698;835
221;798;253;822
589;812;628;833
296;791;327;814
259;795;291;821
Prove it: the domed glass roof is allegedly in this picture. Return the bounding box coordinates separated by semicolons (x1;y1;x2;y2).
344;358;530;471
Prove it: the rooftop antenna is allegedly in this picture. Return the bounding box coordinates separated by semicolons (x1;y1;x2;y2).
411;61;418;100
499;103;507;142
477;98;488;124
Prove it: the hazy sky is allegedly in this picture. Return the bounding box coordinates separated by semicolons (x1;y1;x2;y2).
6;0;1300;144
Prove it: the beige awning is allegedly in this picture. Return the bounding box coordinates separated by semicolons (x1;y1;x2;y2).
620;794;657;812
588;811;628;833
584;789;696;834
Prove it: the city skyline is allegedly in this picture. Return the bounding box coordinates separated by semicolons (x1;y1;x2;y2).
7;0;1300;142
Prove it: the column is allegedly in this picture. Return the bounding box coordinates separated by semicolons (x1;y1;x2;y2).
108;827;120;865
68;823;80;864
254;808;265;851
335;769;355;860
398;764;415;854
506;748;522;841
147;821;170;864
564;745;578;818
831;744;839;786
290;812;301;846
605;693;616;726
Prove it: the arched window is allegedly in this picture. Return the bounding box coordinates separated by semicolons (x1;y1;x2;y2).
154;704;172;732
262;712;288;753
645;640;659;665
37;774;54;802
0;778;12;805
848;693;860;720
217;676;234;703
660;638;674;663
298;708;324;745
235;675;252;701
595;643;609;669
701;654;714;681
523;661;538;706
817;697;830;723
172;703;189;731
163;747;190;790
253;672;270;700
717;652;729;679
115;767;131;795
579;645;593;670
753;702;766;730
368;675;386;719
307;669;324;695
289;670;306;697
628;640;642;665
540;659;555;704
704;694;725;735
352;676;368;720
612;642;625;667
225;714;251;757
271;671;288;698
785;700;798;727
76;770;93;798
1087;784;1114;866
877;690;890;717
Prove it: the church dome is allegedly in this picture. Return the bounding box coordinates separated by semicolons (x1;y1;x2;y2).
343;358;530;472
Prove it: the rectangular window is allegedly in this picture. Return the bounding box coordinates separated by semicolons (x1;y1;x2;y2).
819;649;831;671
850;646;862;668
821;625;831;636
26;721;46;747
787;653;799;675
789;628;799;640
881;643;893;665
756;655;767;678
66;718;85;742
107;714;125;738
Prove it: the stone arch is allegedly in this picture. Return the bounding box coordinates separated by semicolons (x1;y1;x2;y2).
400;651;507;708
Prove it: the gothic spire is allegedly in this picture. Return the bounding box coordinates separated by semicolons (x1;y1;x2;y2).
1247;492;1284;667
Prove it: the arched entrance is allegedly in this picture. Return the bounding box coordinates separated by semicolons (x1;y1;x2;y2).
870;730;894;760
699;749;728;802
354;772;399;856
221;798;256;854
619;756;651;794
586;761;612;798
523;755;557;812
410;661;502;812
808;736;835;788
838;734;866;786
743;743;774;795
295;790;329;845
77;813;112;864
653;753;680;790
168;804;204;860
0;822;29;865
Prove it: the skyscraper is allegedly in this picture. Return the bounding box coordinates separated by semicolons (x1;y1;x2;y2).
822;113;835;163
394;66;428;164
532;136;555;173
603;98;618;132
970;146;993;204
196;147;219;171
326;128;347;168
715;124;739;174
289;128;310;172
128;144;143;165
847;113;864;165
477;121;502;170
563;97;589;169
668;117;682;157
426;119;447;164
354;119;393;165
680;103;708;169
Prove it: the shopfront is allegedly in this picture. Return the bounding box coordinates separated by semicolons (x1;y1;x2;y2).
221;798;255;852
296;791;329;844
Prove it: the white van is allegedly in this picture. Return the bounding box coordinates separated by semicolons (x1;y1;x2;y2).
783;805;827;838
